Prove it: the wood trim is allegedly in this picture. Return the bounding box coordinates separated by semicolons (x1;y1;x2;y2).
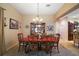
0;7;6;10
0;7;5;55
57;4;79;19
54;4;79;20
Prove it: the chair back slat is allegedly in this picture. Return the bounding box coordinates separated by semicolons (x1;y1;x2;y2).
55;33;60;43
18;33;23;40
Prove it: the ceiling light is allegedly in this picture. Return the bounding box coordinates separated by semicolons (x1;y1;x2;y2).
39;18;43;22
46;4;51;7
33;3;43;22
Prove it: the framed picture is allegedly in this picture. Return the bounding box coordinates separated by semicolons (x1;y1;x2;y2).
26;25;29;28
47;25;54;31
9;18;18;29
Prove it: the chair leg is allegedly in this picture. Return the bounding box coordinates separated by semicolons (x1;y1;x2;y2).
57;46;59;53
49;49;52;56
25;45;29;53
50;51;52;56
28;45;31;55
23;43;26;52
18;45;20;52
25;43;31;54
49;47;52;56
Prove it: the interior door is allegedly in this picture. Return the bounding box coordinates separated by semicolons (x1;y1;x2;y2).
68;21;75;41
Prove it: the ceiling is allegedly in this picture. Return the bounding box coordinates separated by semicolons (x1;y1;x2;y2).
10;3;64;16
67;8;79;18
63;8;79;20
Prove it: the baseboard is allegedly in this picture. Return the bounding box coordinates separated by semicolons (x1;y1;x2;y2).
6;43;18;51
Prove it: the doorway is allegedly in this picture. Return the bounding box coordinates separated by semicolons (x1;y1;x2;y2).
68;21;75;41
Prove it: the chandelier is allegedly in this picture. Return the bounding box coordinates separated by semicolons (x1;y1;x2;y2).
33;3;43;22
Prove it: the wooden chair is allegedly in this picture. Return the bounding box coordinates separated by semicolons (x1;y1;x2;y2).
29;36;38;51
24;35;38;55
55;33;60;53
44;34;60;55
49;33;60;55
17;33;26;52
40;36;48;51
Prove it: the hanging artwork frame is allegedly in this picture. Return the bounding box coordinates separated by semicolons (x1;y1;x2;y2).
9;18;18;29
47;25;54;31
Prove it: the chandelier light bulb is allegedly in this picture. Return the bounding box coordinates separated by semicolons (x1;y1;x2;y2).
36;17;39;21
40;18;43;22
38;25;41;27
33;19;36;22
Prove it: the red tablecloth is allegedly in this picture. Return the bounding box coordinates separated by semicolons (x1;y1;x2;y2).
22;36;58;42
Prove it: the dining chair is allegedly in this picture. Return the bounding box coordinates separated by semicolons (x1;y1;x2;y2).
55;33;60;53
40;36;47;51
26;35;38;55
50;33;60;55
17;33;26;52
44;34;60;56
29;36;38;51
53;34;60;51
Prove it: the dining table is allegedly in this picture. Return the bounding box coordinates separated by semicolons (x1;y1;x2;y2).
21;36;58;53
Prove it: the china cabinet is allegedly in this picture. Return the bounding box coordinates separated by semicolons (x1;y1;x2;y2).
30;22;45;37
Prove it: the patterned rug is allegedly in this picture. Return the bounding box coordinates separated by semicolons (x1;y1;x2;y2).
4;44;77;56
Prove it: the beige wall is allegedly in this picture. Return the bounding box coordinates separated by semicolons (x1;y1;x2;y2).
55;18;68;41
22;15;68;41
0;3;23;51
22;15;55;37
54;3;79;41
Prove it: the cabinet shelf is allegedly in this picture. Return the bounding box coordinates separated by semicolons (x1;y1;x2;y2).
30;23;45;36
